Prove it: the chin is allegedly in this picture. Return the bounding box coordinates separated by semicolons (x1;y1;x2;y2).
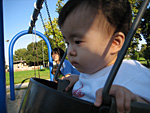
79;70;90;74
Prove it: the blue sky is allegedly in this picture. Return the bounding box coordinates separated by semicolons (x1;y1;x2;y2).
3;0;67;65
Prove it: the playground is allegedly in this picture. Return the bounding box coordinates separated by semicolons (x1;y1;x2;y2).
1;0;150;113
6;86;27;113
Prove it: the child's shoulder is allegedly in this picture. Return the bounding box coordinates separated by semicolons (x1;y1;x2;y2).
114;59;150;86
123;59;140;64
64;59;71;64
123;59;142;67
63;59;73;67
121;59;149;73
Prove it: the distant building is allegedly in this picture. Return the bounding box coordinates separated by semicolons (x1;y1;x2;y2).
13;60;27;69
6;60;41;72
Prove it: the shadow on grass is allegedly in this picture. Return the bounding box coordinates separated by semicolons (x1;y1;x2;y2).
138;59;146;61
21;78;30;84
141;63;150;68
39;69;45;71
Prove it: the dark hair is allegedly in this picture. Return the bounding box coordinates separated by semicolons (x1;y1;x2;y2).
58;0;132;36
52;48;64;60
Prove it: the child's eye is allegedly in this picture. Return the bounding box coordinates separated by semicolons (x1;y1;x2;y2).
75;41;82;44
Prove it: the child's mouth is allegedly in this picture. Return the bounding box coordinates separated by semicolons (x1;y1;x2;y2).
71;61;79;67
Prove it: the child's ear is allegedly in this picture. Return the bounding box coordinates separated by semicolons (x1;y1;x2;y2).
110;32;125;54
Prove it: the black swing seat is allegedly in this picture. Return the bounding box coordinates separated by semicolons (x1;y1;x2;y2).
19;78;150;113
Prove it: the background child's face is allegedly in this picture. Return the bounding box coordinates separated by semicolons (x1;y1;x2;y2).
61;5;116;74
52;52;60;62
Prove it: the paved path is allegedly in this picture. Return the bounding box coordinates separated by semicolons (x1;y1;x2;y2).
6;82;29;113
6;79;50;113
6;82;29;91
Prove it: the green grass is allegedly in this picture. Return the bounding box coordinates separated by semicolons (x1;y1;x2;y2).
125;57;149;68
138;57;147;65
6;58;149;86
6;68;51;86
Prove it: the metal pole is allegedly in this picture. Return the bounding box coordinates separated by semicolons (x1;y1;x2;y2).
0;0;7;112
28;0;44;33
42;40;45;67
9;30;53;100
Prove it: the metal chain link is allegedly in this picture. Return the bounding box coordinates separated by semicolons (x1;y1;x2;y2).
44;0;59;48
34;27;40;78
39;12;49;37
32;30;36;77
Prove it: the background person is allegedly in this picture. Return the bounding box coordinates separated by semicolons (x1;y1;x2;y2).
51;47;80;80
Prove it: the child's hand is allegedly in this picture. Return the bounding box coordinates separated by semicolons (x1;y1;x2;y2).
94;85;137;113
63;75;79;91
60;74;71;80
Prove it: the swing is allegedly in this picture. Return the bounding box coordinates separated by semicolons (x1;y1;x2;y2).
32;27;40;78
19;0;150;113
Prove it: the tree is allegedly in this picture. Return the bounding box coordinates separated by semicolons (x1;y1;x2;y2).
44;18;66;50
140;4;150;65
13;55;17;61
41;0;66;52
141;44;150;67
55;0;65;14
25;42;35;66
126;0;144;59
24;39;49;66
35;40;49;65
14;48;27;61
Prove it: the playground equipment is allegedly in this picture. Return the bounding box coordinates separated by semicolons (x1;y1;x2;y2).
8;30;53;100
0;0;150;113
0;0;7;112
19;0;150;113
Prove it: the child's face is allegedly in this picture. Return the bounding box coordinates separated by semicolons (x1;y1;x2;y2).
52;52;60;62
61;6;116;74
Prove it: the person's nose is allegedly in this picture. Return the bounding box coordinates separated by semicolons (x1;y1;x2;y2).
67;45;77;57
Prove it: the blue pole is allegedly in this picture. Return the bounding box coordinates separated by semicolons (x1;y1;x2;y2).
9;30;53;100
0;0;7;112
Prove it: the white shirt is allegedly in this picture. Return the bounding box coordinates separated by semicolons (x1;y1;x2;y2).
73;60;150;103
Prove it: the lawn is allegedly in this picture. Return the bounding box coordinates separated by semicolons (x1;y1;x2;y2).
5;58;149;86
6;68;51;86
138;57;148;66
125;57;149;68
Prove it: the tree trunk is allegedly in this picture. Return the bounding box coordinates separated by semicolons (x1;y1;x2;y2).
147;60;149;67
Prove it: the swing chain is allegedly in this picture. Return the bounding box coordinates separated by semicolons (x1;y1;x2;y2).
44;0;59;47
32;30;36;78
39;12;49;39
43;0;66;81
34;27;40;78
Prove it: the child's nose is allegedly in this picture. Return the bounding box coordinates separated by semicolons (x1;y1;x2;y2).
68;46;77;57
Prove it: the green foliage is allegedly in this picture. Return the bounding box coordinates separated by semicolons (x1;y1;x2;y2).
14;40;49;66
25;40;48;66
142;45;150;60
13;48;27;61
44;17;66;51
42;0;66;51
13;55;17;61
139;3;150;65
126;0;143;57
140;44;150;67
126;1;150;60
55;0;65;14
130;50;139;60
